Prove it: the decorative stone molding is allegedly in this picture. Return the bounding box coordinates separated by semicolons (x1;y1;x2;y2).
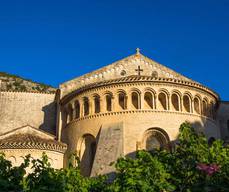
65;109;217;128
61;75;219;104
0;133;67;153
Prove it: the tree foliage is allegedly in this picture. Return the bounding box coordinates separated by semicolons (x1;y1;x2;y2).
1;122;229;191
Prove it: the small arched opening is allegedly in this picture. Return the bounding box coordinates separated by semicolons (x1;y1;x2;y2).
94;95;100;113
194;97;201;114
83;97;89;116
171;93;180;111
75;100;80;119
67;104;73;123
142;128;170;151
144;92;154;109
183;95;191;113
158;92;168;110
106;94;112;112
202;99;208;116
131;92;140;109
118;92;127;110
77;134;97;177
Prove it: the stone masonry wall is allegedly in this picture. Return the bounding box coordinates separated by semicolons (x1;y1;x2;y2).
0;91;57;135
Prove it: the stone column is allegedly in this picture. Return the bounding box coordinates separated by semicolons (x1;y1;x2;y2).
100;96;106;113
190;99;193;113
181;96;184;112
154;94;157;110
127;94;132;110
72;101;76;119
89;97;94;115
169;94;172;111
179;97;182;112
167;94;170;110
80;98;84;117
140;93;144;110
113;94;118;111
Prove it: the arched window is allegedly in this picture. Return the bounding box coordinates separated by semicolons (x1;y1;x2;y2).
158;92;167;110
202;99;208;116
84;97;89;116
67;104;73;122
75;100;80;119
194;97;201;114
78;134;96;177
118;92;127;110
183;95;191;113
142;128;170;151
62;108;68;127
106;94;112;111
94;96;100;113
171;93;179;111
144;92;154;109
131;92;140;109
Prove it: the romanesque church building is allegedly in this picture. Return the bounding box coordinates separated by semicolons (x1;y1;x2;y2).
0;50;228;176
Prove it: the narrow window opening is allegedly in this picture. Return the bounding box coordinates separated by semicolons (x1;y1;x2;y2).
194;98;200;114
94;96;100;113
118;93;126;110
158;92;167;110
106;95;112;111
171;94;179;111
183;95;191;112
144;92;153;109
75;100;80;118
132;92;140;109
84;98;89;116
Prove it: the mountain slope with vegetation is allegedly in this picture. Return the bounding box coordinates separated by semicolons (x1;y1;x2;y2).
0;72;56;93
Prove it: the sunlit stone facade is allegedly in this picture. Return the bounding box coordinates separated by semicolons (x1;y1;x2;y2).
0;50;228;176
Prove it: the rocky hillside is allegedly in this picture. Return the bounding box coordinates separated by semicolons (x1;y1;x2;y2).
0;72;56;93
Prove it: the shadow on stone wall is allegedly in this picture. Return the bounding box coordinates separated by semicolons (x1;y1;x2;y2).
39;101;57;135
92;117;220;181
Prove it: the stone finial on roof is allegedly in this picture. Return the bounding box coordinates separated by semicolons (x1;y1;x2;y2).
136;48;140;55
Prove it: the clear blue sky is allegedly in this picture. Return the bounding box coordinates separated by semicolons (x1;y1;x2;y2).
0;0;228;100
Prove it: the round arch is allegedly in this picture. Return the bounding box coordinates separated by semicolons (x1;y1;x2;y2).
116;89;127;110
158;90;169;110
142;128;170;151
130;89;141;109
77;134;97;177
202;98;209;116
171;90;182;111
183;93;192;113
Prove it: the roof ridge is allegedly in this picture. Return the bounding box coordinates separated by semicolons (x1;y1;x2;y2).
59;51;202;97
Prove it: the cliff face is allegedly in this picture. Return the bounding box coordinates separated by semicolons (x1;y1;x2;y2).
0;72;56;93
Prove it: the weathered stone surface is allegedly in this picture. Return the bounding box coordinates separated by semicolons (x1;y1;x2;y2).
91;122;123;177
0;91;57;135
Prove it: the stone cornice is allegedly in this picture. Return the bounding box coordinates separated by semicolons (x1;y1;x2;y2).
65;109;217;128
60;75;219;105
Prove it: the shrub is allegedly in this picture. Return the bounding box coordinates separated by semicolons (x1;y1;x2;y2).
0;122;229;191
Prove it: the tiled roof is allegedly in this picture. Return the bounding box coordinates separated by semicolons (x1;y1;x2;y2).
0;133;67;153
